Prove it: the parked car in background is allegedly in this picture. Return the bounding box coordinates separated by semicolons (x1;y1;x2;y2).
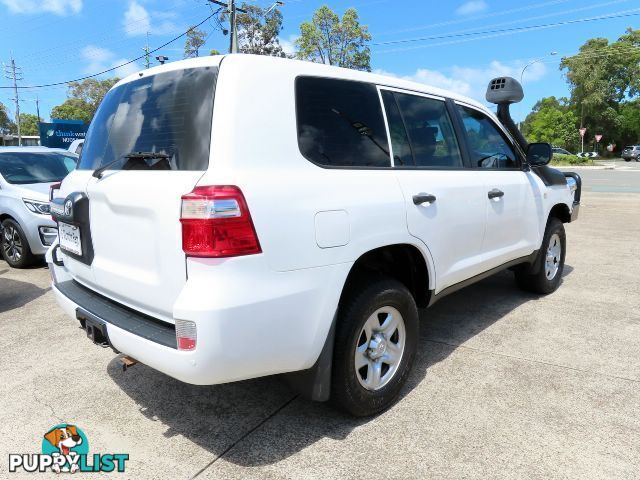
68;139;84;156
622;145;640;161
0;147;77;268
552;147;575;156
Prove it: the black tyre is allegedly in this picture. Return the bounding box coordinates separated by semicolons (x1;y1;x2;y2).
1;219;36;268
515;218;566;294
624;158;631;162
330;276;419;417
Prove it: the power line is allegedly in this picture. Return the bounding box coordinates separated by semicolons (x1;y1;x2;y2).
375;0;633;47
375;0;574;38
372;10;640;47
0;11;217;90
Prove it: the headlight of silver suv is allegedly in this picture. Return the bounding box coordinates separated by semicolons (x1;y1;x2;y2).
23;198;51;215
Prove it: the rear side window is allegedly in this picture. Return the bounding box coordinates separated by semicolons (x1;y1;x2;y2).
384;91;463;168
79;67;217;171
296;77;391;168
457;105;518;169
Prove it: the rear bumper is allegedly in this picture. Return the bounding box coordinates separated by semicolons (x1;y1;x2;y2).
49;254;351;386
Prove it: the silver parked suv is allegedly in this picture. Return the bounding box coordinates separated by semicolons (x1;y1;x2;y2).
0;147;77;268
622;145;640;162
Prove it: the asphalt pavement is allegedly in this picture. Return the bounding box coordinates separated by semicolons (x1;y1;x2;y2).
561;159;640;193
1;169;639;479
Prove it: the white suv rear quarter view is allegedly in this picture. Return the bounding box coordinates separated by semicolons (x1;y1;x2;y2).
47;54;580;416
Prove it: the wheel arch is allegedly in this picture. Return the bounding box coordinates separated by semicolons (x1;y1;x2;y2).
0;213;17;224
283;242;433;402
339;243;433;309
548;203;571;224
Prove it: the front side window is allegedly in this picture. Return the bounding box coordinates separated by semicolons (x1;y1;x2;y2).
457;105;518;169
296;77;391;168
383;90;463;168
0;152;76;184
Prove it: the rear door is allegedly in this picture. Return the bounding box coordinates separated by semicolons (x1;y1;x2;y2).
381;88;488;292
57;66;218;321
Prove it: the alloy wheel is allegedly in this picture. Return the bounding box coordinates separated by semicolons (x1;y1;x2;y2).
2;225;22;263
354;306;406;391
545;233;562;280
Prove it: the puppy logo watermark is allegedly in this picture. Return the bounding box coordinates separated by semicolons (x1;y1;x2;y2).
8;424;129;474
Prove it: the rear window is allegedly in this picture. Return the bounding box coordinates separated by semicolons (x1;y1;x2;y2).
296;77;391;168
0;151;76;184
79;67;217;171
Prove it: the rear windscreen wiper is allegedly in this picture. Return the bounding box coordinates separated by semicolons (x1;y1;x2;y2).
92;152;170;179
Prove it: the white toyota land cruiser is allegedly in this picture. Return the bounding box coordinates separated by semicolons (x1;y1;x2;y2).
47;55;580;416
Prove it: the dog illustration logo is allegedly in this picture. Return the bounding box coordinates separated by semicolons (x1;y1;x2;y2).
42;424;88;474
9;423;128;474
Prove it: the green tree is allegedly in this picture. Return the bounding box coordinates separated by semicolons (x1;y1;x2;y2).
51;78;119;124
184;27;207;58
560;28;640;144
295;6;372;71
0;102;16;135
221;3;286;56
210;49;221;56
619;99;640;146
522;97;579;151
18;113;42;136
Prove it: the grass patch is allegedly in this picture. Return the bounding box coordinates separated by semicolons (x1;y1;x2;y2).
550;153;592;166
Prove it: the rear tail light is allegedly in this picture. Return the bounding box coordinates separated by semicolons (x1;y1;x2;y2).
180;185;261;258
175;319;197;351
49;182;61;202
49;182;61;221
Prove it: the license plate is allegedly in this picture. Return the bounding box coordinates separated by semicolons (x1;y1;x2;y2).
59;222;82;256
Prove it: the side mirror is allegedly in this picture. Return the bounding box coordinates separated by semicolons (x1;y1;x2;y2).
527;142;553;166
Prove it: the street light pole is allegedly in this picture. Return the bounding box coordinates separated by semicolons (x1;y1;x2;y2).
518;51;557;129
520;51;557;84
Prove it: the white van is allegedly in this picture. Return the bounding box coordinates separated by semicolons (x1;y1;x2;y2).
47;55;579;416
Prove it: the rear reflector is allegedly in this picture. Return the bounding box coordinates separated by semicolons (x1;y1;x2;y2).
180;185;261;258
176;319;197;351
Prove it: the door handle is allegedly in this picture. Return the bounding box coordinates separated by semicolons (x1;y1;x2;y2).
413;193;437;205
487;188;504;199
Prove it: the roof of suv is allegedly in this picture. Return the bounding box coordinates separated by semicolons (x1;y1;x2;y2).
114;54;491;115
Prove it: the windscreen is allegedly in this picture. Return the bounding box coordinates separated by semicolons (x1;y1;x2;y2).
0;152;77;184
78;67;217;171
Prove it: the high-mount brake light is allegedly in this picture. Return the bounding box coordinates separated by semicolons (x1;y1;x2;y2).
180;185;262;258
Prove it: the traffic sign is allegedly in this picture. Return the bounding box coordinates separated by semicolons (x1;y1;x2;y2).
595;134;603;142
579;128;587;137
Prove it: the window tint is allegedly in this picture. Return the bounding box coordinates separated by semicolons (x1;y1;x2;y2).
79;67;217;171
296;77;391;167
457;105;518;169
390;92;463;168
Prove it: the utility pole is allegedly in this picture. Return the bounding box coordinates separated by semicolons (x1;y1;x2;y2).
229;0;237;54
207;0;247;53
4;58;23;146
35;96;40;121
143;32;151;69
